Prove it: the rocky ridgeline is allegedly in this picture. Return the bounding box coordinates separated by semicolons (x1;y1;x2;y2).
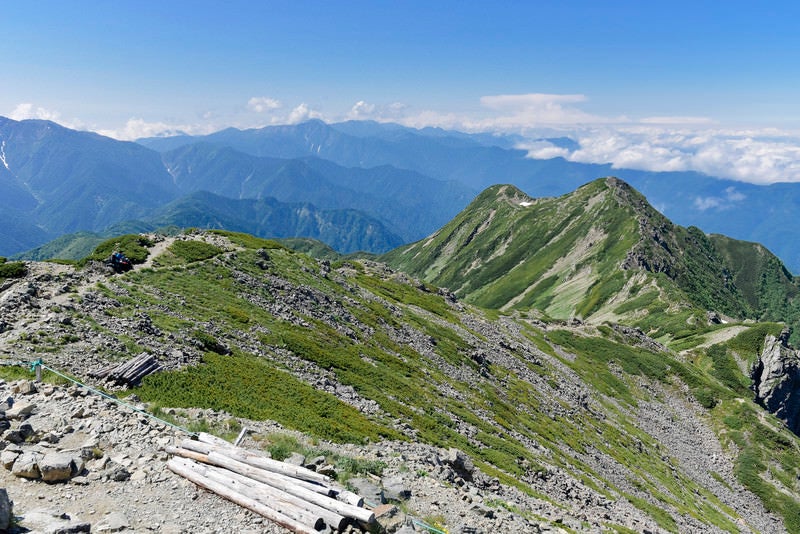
0;371;717;534
0;375;634;534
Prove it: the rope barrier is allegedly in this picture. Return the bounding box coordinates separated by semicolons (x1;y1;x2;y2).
4;358;195;436
411;518;449;534
363;498;449;534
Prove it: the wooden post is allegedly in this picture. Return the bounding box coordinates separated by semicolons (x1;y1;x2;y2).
233;426;248;447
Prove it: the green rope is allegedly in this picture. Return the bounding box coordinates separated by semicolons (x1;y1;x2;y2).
411;519;449;534
20;359;196;436
364;498;449;534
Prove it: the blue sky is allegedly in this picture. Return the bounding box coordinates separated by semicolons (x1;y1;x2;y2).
4;1;800;183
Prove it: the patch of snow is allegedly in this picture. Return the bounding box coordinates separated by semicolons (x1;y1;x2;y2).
0;140;9;170
520;201;533;207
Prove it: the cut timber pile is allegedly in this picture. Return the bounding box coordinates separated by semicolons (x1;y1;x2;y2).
167;433;375;534
90;353;162;387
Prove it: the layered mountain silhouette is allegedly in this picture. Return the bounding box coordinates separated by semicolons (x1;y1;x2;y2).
5;116;800;273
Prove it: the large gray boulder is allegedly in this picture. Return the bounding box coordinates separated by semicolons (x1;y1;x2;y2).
14;508;91;533
348;477;384;506
6;402;36;420
39;451;77;482
382;475;411;502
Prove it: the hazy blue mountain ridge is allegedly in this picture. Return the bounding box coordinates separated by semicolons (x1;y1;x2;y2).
141;119;800;272
162;143;473;242
5;116;800;274
0;118;179;251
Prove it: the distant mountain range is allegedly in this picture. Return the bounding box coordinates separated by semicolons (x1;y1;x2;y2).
4;116;800;272
140;119;800;271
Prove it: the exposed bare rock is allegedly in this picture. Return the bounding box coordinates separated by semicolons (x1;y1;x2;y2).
39;451;79;482
751;333;800;434
0;488;11;531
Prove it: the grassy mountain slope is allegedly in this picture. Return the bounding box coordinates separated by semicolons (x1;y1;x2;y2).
711;234;800;319
382;178;753;329
3;230;800;531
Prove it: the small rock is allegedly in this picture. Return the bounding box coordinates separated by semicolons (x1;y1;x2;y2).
98;511;131;532
13;381;37;395
7;402;36;420
284;452;306;466
317;464;336;477
444;448;475;481
105;462;130;482
0;449;20;469
11;450;42;479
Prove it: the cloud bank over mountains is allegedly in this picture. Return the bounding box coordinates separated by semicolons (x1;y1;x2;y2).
7;93;800;186
523;127;800;185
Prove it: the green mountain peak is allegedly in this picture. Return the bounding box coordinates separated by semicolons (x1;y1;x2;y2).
381;178;796;340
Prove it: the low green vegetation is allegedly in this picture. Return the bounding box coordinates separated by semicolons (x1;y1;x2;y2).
256;431;386;483
163;240;223;264
0;260;27;279
82;234;154;265
210;230;286;251
136;351;397;443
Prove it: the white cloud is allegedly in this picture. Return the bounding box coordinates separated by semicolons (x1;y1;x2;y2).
725;186;746;202
9;102;62;122
640;116;714;125
476;93;604;128
287;103;322;124
521;126;800;184
347;100;376;119
692;186;747;211
480;93;587;110
95;118;216;141
694;196;722;211
515;140;570;159
247;97;282;113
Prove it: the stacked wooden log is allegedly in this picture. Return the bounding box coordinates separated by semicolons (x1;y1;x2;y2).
167;433;375;534
90;353;162;387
